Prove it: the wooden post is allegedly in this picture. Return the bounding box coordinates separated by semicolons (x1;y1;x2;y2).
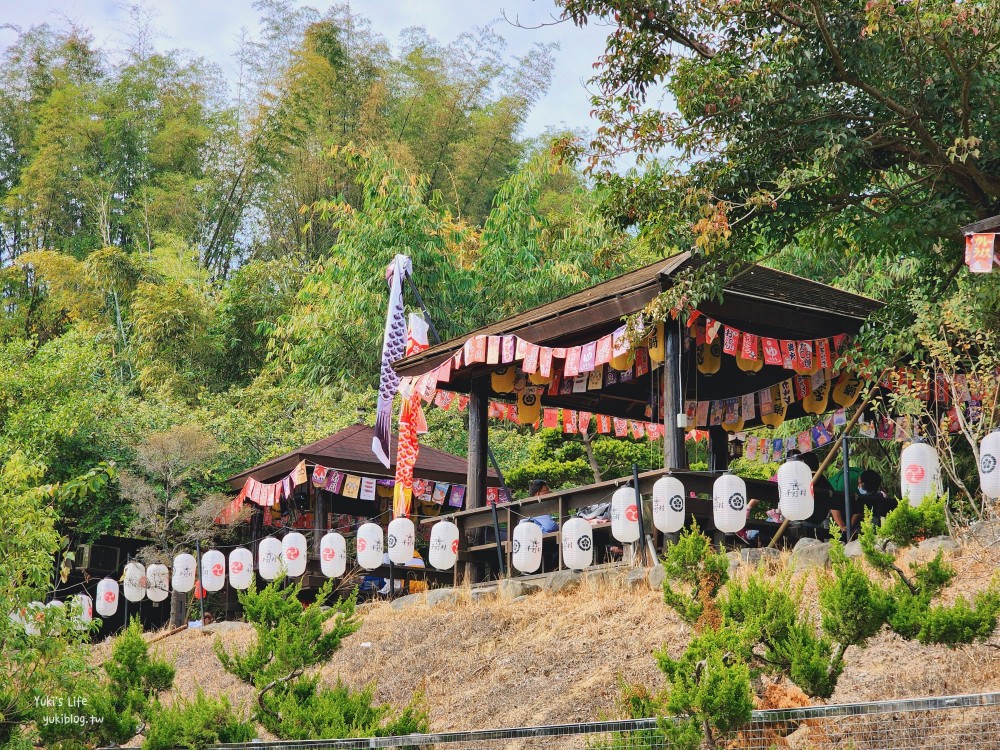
465;375;489;583
662;324;685;470
708;425;730;472
311;477;323;559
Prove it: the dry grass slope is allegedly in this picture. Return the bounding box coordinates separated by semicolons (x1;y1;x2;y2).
95;540;1000;736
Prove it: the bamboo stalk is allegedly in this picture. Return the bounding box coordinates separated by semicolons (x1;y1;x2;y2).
767;371;887;548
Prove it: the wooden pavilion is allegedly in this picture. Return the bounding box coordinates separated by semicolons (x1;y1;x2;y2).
224;423;498;585
392;251;884;582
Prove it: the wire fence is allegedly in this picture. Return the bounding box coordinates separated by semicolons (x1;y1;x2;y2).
206;691;1000;750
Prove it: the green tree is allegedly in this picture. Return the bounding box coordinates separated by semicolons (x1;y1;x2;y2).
0;453;97;749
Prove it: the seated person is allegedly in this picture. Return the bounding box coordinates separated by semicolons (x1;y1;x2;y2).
859;469;895;526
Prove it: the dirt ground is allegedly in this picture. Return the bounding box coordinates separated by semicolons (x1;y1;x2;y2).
96;539;1000;735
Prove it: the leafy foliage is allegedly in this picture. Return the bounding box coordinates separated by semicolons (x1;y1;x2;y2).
215;578;359;688
143;691;256;750
660;523;729;627
256;676;428;741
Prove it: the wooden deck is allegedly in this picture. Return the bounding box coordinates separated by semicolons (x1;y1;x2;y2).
419;468;781;585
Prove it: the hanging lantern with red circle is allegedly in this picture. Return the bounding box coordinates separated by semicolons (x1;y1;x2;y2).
96;578;119;617
900;440;941;507
611;485;641;543
229;547;254;589
356;523;384;570
123;562;146;603
428;521;460;570
201;549;226;592
282;533;308;577
319;532;347;578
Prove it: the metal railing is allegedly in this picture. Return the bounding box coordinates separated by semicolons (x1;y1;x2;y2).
208;691;1000;750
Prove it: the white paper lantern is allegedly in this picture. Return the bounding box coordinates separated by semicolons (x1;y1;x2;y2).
200;550;226;592
229;547;254;589
23;602;44;636
387;517;416;565
73;594;93;630
980;429;1000;500
123;562;146;602
96;578;119;617
652;476;686;533
258;536;283;580
356;522;384;570
172;553;197;593
561;517;594;570
282;533;308;578
319;533;347;578
901;441;941;507
512;519;543;574
144;564;169;602
713;472;748;534
428;521;460;570
611;485;641;543
777;457;815;521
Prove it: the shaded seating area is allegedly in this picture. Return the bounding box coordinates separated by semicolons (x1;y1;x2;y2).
222;423;498;592
394;251;883;582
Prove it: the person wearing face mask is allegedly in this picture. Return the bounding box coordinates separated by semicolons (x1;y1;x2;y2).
857;469;894;526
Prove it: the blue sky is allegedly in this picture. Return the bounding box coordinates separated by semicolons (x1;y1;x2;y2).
0;0;620;140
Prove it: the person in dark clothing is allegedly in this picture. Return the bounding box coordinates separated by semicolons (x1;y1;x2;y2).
858;469;895;525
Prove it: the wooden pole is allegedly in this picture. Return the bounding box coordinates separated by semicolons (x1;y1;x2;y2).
663;324;684;470
465;375;489;583
767;373;885;548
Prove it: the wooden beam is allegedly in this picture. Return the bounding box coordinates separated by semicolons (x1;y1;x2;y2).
465;376;490;583
662;324;684;470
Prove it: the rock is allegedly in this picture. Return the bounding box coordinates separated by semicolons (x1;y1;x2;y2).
790;540;830;569
843;540;864;559
784;724;812;750
626;567;650;589
727;550;741;574
582;568;618;587
545;569;583;594
426;588;459;608
647;565;666;592
968;520;1000;546
199;621;247;636
469;588;497;603
497;579;540;598
917;535;961;556
390;593;422;611
741;547;781;566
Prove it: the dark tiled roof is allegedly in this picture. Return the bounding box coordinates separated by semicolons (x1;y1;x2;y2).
394;250;883;377
226;423;496;489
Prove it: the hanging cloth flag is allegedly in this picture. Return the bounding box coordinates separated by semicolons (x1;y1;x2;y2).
543;408;559;429
613;417;628;437
762;337;783;366
722;326;740;356
373;255;413;468
291;460;308;486
968;233;997;273
393;315;430;518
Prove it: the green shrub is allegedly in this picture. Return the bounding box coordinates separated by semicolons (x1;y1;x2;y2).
916;591;1000;645
819;539;890;648
877;495;948;547
215;578;359;688
258;676;428;740
661;522;729;626
143;691;256;750
37;617;175;748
